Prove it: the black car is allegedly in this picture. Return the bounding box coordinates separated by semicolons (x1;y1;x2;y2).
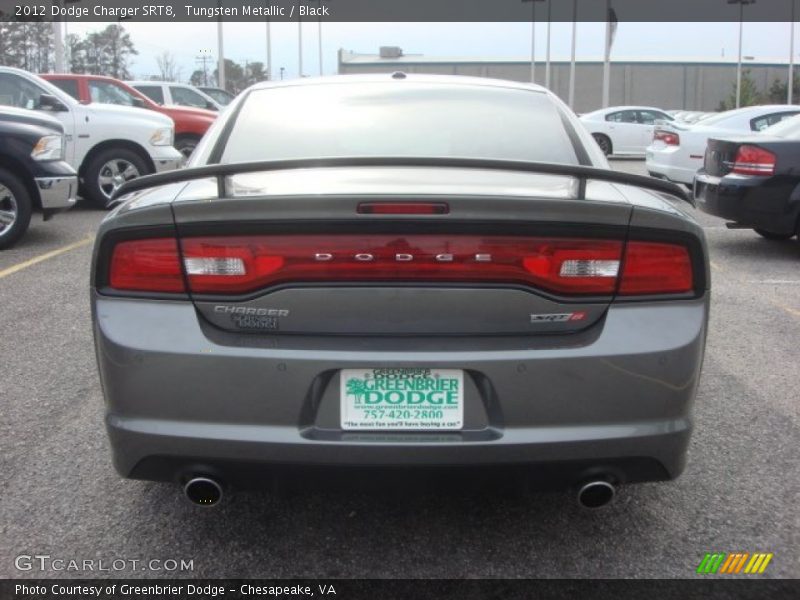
0;107;77;249
694;115;800;241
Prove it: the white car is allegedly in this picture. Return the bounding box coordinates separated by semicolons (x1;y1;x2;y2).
646;105;800;186
127;81;222;112
0;67;183;207
580;106;674;156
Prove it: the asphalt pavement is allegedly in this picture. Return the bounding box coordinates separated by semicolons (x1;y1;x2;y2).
1;160;798;579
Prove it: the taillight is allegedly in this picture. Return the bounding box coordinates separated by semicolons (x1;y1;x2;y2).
618;242;693;295
731;145;776;176
109;238;185;293
179;235;624;295
105;235;695;298
654;130;680;146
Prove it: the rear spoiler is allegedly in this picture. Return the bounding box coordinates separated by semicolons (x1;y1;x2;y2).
113;156;693;207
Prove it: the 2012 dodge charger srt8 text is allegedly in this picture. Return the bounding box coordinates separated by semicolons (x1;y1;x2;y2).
92;74;709;509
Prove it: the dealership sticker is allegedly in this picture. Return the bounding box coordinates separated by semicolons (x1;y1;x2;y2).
340;368;463;430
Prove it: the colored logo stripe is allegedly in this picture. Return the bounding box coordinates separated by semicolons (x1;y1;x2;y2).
744;553;773;574
697;552;773;574
697;553;726;574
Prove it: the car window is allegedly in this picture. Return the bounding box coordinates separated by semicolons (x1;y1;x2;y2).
170;86;209;108
48;78;80;101
88;81;137;106
203;88;232;105
0;73;48;110
222;83;580;165
134;85;165;104
751;111;800;132
638;110;671;125
762;114;800;138
605;110;638;123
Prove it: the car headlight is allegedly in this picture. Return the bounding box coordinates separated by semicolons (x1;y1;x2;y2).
30;134;64;161
149;127;174;146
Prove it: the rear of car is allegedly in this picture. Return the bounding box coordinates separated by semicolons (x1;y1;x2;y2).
695;116;800;239
646;106;800;185
91;76;709;505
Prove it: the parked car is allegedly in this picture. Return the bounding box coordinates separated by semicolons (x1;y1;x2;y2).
92;74;709;508
646;105;800;186
0;67;182;208
579;106;674;156
41;74;217;160
127;81;222;111
694;114;800;241
198;86;235;106
0;107;77;248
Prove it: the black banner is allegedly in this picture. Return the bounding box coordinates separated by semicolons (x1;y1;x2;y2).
2;579;799;600
0;0;798;23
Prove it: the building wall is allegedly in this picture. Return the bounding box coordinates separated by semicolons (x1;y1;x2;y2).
338;58;793;112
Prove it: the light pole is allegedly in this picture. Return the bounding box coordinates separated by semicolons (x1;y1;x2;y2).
545;0;552;89
265;1;272;80
317;0;324;76
217;0;226;90
568;0;577;109
728;0;755;109
523;0;546;84
790;0;796;104
296;0;304;77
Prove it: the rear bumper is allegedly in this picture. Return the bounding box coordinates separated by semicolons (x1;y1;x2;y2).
94;294;709;487
694;171;800;234
646;146;700;184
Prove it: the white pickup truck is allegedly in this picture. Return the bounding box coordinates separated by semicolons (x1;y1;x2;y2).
0;67;182;207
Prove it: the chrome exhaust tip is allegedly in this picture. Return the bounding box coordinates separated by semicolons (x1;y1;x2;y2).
183;477;223;507
576;480;616;509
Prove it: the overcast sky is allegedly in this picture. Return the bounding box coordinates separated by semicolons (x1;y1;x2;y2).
64;21;798;81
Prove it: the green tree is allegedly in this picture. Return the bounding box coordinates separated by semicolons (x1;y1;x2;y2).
190;69;206;86
717;69;763;111
765;75;800;104
0;21;53;73
84;25;138;79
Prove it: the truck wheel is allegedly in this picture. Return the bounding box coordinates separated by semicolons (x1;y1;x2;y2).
753;228;794;241
0;167;33;250
592;134;612;156
84;148;150;209
175;135;200;163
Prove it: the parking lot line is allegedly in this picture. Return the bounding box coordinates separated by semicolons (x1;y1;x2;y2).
0;235;94;280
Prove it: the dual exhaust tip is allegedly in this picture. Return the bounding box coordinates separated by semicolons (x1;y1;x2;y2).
183;477;223;507
183;475;616;509
576;480;616;509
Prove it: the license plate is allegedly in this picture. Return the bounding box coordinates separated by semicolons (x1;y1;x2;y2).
340;368;464;430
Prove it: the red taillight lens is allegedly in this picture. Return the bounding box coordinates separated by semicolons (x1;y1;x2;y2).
654;130;680;146
179;235;624;295
105;235;695;298
618;241;693;296
109;238;185;293
731;145;776;176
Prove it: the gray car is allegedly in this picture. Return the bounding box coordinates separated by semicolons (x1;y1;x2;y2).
91;74;709;508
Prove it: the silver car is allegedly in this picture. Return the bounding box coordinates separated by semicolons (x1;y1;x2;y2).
92;74;709;508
